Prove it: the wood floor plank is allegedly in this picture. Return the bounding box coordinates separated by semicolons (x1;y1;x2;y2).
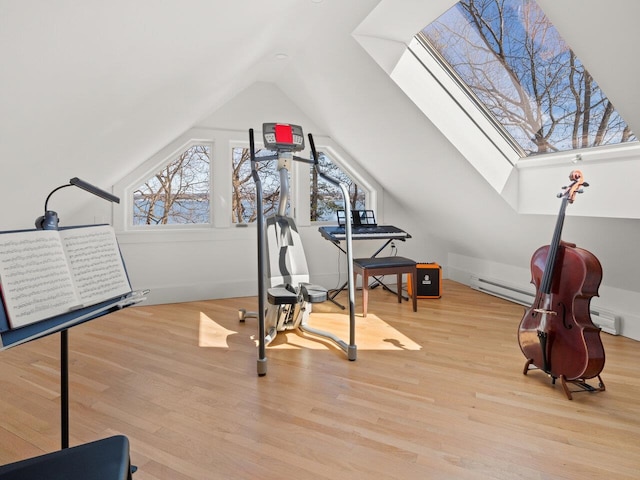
1;280;639;479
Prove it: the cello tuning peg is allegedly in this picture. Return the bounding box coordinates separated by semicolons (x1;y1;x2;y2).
582;181;590;188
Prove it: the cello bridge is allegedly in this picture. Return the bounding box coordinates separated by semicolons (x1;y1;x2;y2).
533;308;557;315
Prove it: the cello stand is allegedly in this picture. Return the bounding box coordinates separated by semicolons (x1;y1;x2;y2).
523;359;606;400
559;375;605;401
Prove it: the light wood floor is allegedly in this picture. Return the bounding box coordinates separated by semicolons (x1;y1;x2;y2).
1;280;639;479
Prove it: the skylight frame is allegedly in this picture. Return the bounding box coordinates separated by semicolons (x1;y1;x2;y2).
395;34;518;192
415;0;637;160
414;31;527;160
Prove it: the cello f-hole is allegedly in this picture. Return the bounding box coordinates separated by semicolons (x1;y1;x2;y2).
558;302;572;330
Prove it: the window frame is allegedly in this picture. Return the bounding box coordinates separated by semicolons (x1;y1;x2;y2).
415;2;636;159
229;138;377;227
295;139;377;227
113;129;215;232
113;129;381;233
308;149;368;224
131;142;212;228
394;37;518;193
394;33;640;193
413;31;526;159
229;142;284;225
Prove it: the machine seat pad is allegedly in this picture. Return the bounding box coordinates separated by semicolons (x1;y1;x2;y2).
267;286;299;305
300;283;328;303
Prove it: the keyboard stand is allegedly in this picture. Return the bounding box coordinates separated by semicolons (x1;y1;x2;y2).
319;226;411;309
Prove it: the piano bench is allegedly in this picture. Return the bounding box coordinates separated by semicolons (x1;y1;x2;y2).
353;256;417;317
0;435;132;480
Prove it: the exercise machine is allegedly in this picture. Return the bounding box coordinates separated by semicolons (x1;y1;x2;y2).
239;123;356;376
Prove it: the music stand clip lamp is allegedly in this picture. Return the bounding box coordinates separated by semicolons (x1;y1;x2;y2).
35;177;120;230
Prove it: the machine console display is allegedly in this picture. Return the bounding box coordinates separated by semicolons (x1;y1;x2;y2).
263;123;305;151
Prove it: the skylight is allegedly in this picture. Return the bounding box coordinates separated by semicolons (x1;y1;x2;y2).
417;0;636;158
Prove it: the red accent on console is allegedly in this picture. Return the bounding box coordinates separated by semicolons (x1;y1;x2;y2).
274;124;293;144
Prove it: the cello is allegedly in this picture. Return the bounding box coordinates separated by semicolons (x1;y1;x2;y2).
518;170;605;399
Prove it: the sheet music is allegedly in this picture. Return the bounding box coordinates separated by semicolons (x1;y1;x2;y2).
0;226;131;329
0;230;79;328
60;225;131;307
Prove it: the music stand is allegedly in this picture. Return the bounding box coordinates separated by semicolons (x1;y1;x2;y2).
0;179;145;450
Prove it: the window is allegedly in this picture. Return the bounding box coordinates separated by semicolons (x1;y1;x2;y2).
417;0;636;157
132;144;211;225
231;147;367;224
310;151;366;222
231;147;281;224
115;128;376;231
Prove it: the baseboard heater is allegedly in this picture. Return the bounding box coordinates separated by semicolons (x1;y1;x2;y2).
469;275;620;335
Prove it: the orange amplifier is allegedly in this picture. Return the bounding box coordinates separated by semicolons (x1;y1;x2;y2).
407;263;442;299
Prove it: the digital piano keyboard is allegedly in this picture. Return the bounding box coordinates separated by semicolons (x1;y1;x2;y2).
319;225;411;242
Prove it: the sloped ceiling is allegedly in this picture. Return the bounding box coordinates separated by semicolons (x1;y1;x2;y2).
1;0;639;293
0;0;377;229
